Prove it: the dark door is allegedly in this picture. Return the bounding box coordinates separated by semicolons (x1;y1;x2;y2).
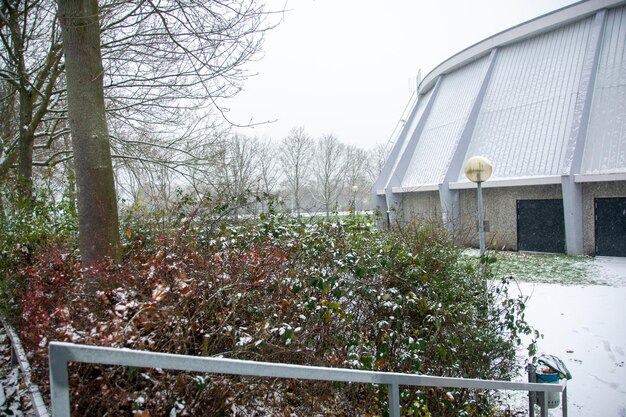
517;199;565;253
595;198;626;257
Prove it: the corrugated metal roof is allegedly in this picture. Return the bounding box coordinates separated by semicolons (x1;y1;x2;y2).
383;88;434;188
400;55;490;188
377;1;626;199
457;17;593;182
582;5;626;175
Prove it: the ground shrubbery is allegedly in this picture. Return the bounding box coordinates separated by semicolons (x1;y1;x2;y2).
0;190;78;319
2;195;537;416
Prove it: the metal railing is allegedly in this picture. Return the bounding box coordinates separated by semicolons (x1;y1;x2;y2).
1;316;50;417
49;342;566;417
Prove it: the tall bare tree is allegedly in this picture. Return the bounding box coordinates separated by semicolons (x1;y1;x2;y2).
216;134;260;214
367;143;390;184
57;0;120;265
256;137;280;211
2;0;278;206
99;0;274;128
312;133;345;217
344;145;370;211
0;0;65;200
280;126;313;216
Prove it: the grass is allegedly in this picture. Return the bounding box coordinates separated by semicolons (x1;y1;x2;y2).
463;250;605;286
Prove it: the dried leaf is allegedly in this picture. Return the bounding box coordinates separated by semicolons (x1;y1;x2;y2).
151;284;170;302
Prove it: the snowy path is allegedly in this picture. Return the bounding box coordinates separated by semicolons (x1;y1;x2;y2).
516;257;626;417
0;324;33;416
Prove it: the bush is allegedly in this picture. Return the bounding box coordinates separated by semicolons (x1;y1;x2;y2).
12;196;536;416
0;189;77;319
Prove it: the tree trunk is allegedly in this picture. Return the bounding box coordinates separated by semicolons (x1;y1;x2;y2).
57;0;120;266
64;135;78;218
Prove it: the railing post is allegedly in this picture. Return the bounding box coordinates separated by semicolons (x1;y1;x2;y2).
528;364;535;417
49;344;71;416
388;383;400;417
539;390;548;417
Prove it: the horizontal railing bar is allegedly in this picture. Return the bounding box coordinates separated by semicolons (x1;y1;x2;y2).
49;342;565;393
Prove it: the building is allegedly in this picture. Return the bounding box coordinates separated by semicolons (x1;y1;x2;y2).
373;0;626;256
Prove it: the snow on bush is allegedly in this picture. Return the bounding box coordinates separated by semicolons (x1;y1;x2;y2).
5;196;537;416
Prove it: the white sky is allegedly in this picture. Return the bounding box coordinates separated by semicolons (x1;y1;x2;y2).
226;0;579;149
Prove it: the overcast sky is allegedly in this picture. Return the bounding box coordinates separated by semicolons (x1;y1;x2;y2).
226;0;579;149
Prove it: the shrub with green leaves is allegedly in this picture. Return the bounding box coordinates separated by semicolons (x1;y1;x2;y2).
0;189;78;318
14;195;535;416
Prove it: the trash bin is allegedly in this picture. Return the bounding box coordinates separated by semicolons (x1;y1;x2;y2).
533;354;572;410
535;367;560;409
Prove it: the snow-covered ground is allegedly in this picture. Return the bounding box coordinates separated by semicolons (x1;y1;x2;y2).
514;257;626;417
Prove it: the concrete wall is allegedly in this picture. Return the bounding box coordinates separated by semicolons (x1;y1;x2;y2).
459;185;563;250
582;181;626;255
400;191;442;223
396;181;626;255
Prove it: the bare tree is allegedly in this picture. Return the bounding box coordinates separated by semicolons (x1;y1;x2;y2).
215;134;260;215
114;142;180;212
1;0;279;205
311;133;346;217
367;143;390;184
0;0;65;199
256;137;280;211
57;0;120;265
344;145;370;211
111;117;227;210
280;126;313;216
99;0;276;128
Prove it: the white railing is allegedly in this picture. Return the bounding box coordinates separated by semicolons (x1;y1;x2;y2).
48;342;566;417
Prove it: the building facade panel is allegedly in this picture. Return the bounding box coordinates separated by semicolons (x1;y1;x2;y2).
459;185;563;250
400;191;442;223
458;18;593;182
376;88;435;193
582;5;626;175
401;56;490;188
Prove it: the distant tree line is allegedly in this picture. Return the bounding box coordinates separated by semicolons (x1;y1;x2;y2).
118;125;390;218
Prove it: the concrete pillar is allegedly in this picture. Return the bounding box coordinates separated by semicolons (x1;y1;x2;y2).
562;10;606;255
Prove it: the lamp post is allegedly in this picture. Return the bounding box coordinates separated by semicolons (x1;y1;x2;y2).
464;156;493;263
351;185;358;213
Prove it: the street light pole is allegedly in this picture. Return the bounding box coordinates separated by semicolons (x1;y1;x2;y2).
464;156;493;278
477;181;486;258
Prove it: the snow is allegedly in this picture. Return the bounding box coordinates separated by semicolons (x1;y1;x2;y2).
593;257;626;287
514;257;626;416
0;330;26;417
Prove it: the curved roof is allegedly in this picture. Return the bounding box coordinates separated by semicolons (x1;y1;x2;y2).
376;0;626;196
